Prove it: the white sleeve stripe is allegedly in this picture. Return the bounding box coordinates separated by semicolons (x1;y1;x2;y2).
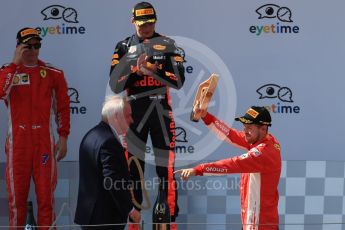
203;173;228;176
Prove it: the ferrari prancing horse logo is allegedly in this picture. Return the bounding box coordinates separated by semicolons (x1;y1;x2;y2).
40;69;47;78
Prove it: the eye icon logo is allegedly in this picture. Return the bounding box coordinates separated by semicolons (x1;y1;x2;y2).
175;127;187;143
69;87;87;115
256;4;293;22
68;88;80;103
41;5;79;23
256;84;293;102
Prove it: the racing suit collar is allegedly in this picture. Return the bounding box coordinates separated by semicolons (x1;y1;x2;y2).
250;133;272;148
18;60;45;69
134;32;160;43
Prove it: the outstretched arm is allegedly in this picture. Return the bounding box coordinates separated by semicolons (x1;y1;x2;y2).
195;143;280;176
201;112;250;150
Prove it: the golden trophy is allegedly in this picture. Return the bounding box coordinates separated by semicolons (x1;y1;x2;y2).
190;74;219;122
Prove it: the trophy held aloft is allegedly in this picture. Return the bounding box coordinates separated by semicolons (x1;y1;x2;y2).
190;74;219;122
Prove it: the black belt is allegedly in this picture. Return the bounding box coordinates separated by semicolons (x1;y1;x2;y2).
127;88;166;101
149;94;165;100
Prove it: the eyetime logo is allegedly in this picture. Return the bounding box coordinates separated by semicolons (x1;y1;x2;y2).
256;84;300;114
68;88;87;115
36;5;86;38
250;4;300;36
146;127;195;155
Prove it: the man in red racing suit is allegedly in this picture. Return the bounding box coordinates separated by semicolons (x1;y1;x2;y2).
176;106;281;230
0;27;70;229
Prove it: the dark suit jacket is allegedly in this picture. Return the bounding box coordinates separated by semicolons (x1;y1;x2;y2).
74;121;132;229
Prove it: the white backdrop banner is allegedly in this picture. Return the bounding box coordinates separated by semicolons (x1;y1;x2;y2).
0;0;344;162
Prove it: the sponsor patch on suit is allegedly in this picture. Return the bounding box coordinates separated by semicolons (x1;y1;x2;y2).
12;74;30;85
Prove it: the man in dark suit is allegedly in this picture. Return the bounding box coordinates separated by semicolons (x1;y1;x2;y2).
75;96;136;230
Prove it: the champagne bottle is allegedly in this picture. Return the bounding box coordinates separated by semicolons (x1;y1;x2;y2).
24;201;37;230
152;179;170;230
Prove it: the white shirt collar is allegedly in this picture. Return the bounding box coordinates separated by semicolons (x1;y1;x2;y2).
110;125;124;147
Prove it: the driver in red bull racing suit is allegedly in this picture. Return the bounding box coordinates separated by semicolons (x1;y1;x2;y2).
109;2;185;229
